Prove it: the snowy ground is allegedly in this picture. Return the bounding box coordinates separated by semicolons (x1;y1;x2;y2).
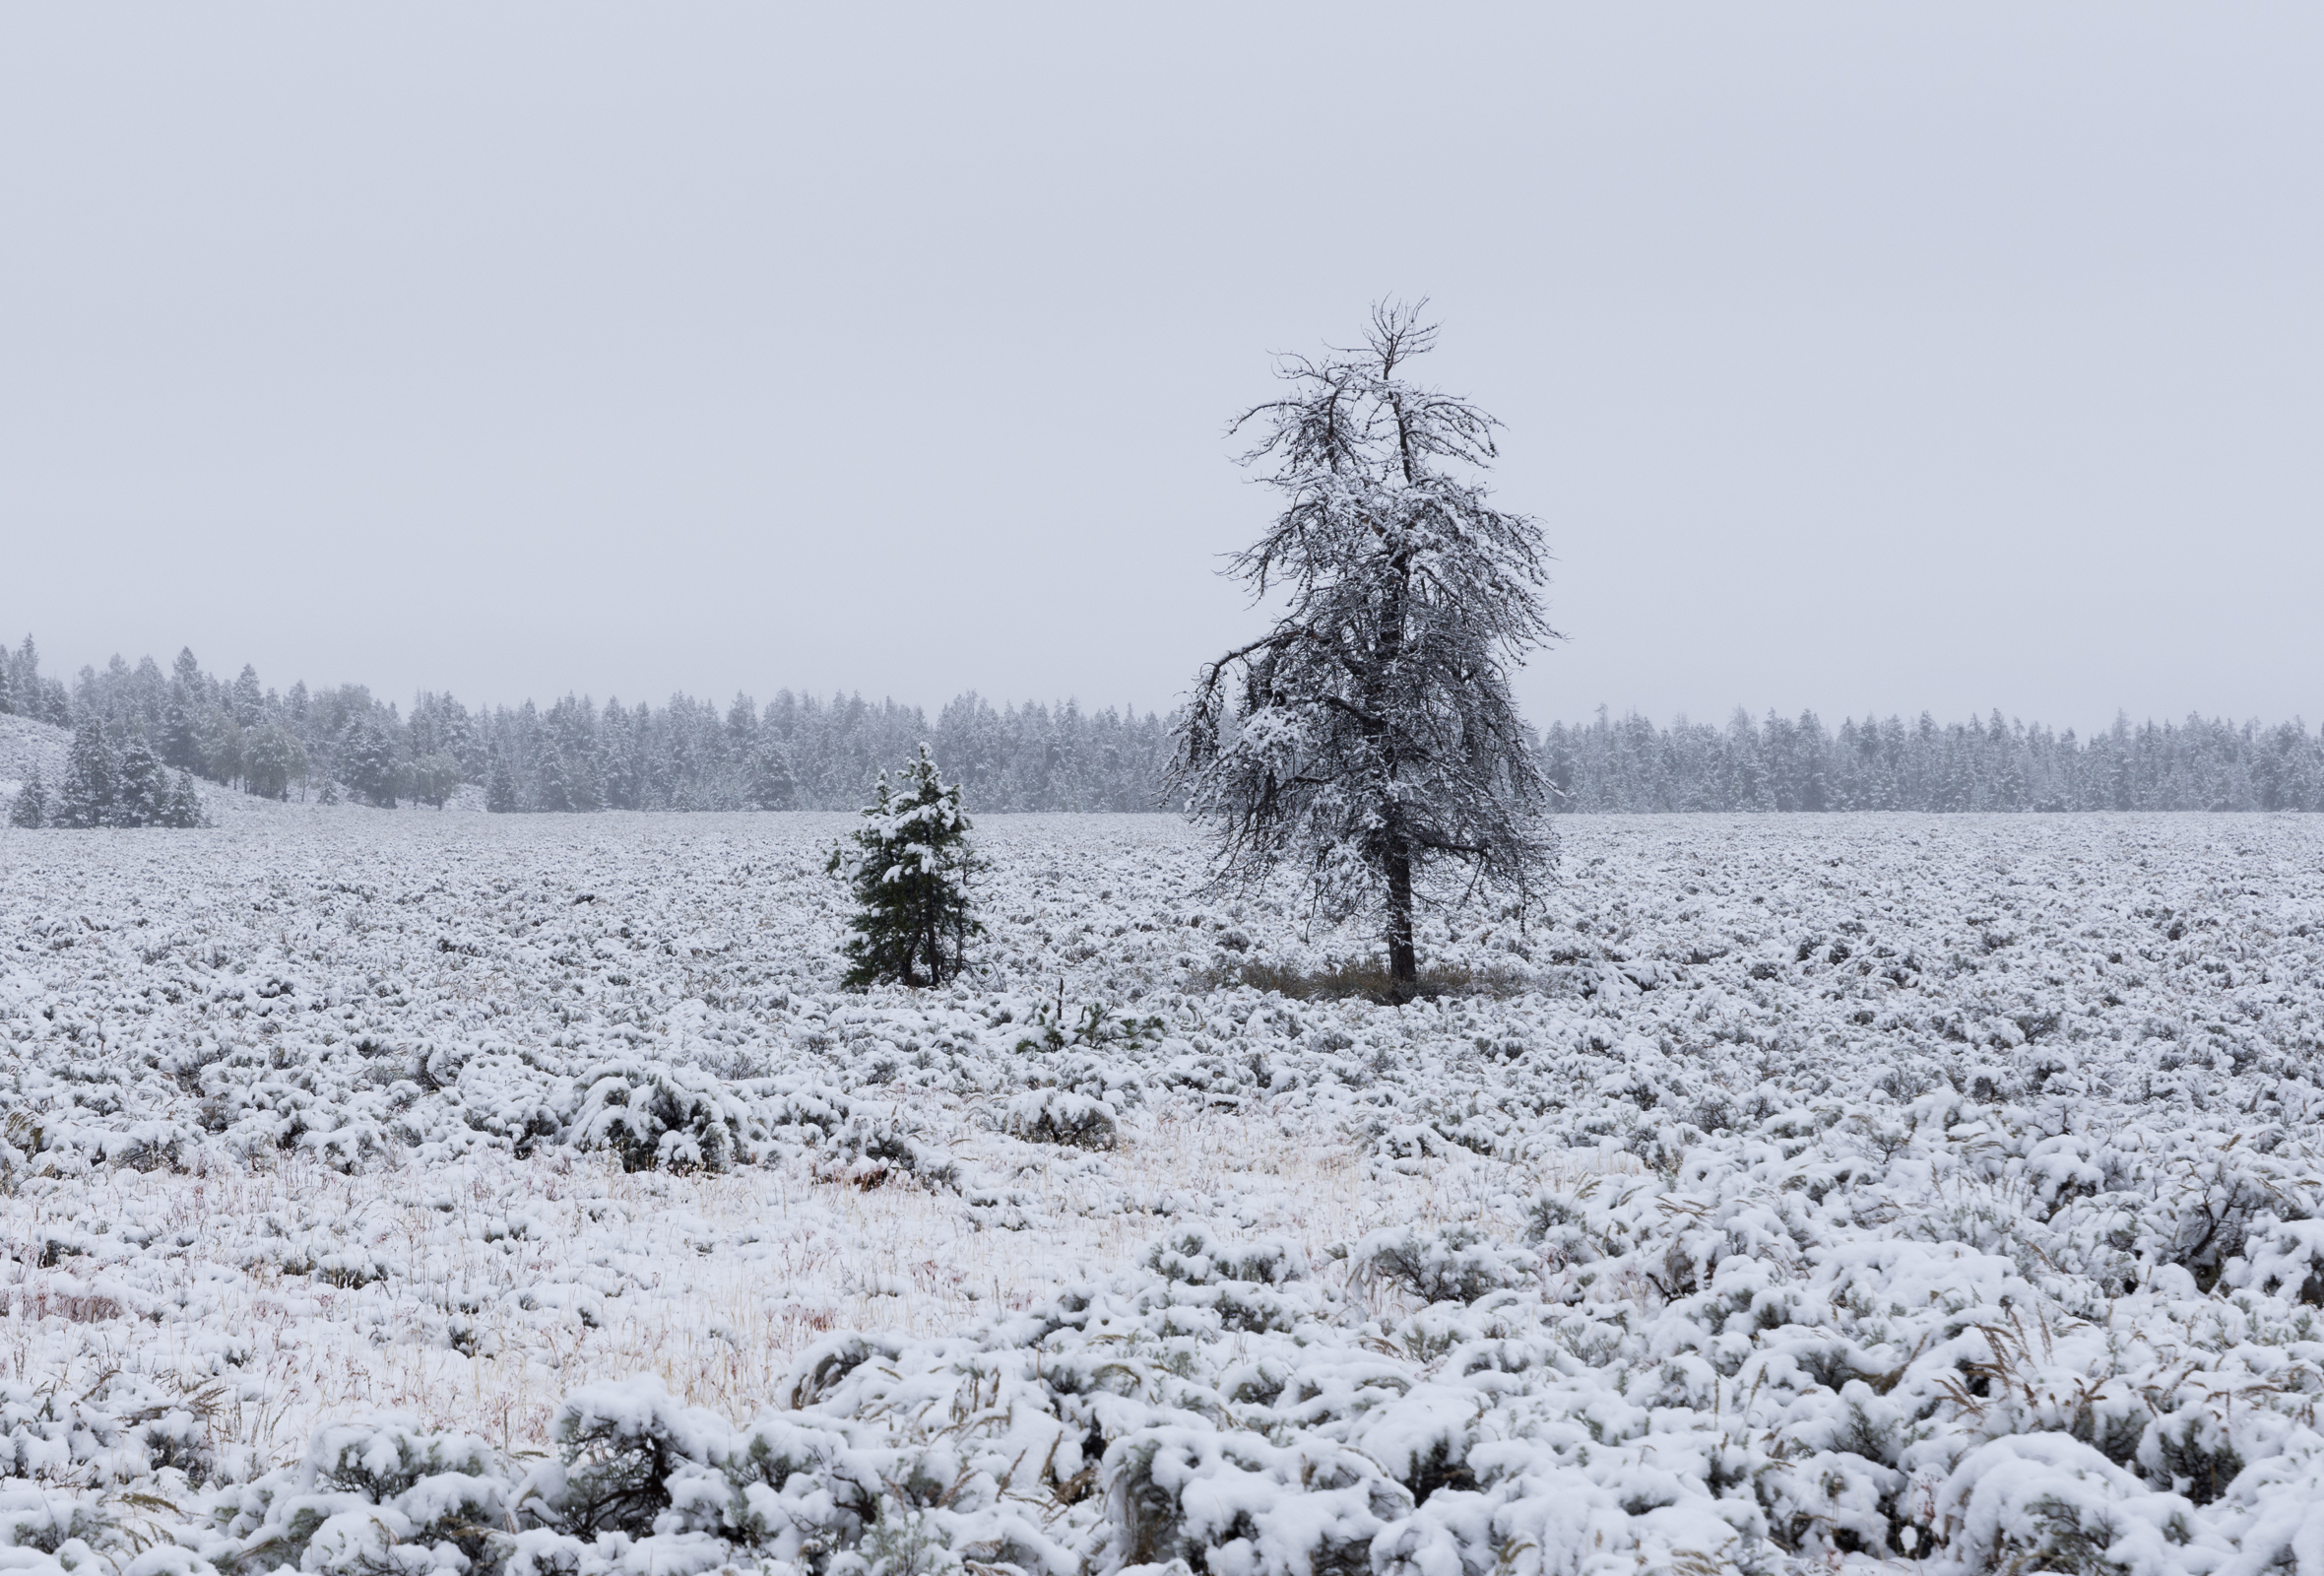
5;801;2324;1576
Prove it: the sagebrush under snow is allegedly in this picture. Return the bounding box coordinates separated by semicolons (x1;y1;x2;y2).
5;807;2324;1575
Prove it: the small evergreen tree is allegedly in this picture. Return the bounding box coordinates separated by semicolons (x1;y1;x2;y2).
117;732;167;825
161;769;205;827
826;745;982;989
57;718;120;827
341;719;402;808
7;764;45;827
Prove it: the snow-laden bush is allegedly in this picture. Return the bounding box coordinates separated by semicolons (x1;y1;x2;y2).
1346;1221;1538;1304
9;812;2324;1574
565;1059;757;1172
1001;1087;1118;1149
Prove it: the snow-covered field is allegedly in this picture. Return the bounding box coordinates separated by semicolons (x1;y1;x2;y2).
5;800;2324;1576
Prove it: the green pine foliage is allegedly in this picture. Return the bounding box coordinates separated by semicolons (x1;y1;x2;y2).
826;746;983;990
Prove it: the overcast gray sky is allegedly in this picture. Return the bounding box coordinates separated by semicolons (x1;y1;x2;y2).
2;5;2317;734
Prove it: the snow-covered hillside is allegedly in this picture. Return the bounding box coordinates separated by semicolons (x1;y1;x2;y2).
4;812;2323;1575
0;712;485;823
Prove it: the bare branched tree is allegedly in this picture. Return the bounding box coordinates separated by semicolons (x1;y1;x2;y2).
1167;302;1559;990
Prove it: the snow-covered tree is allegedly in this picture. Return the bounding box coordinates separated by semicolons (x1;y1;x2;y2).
537;747;574;813
160;769;204;827
827;746;983;990
117;732;168;825
748;739;797;810
340;718;402;808
486;751;518;813
1168;303;1558;990
56;718;121;828
229;664;265;727
411;752;463;810
6;765;44;827
243;724;306;800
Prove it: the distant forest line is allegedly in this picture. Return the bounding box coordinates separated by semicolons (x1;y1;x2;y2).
5;636;2322;815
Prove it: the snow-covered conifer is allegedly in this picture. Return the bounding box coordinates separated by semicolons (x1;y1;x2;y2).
749;740;797;810
161;769;204;827
116;732;168;825
486;751;518;813
537;747;575;813
411;752;463;810
6;764;43;827
341;719;402;808
827;745;982;989
1169;302;1558;990
56;718;120;828
230;664;265;727
243;724;306;800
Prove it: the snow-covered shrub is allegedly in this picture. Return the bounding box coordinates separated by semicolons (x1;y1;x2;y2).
1347;1222;1537;1304
546;1379;726;1536
1001;1088;1118;1149
565;1060;755;1172
12;810;2324;1576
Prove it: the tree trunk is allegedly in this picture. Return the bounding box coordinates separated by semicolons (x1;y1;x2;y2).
1386;844;1417;989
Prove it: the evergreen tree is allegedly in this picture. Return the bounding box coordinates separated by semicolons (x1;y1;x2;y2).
161;770;205;827
161;682;203;771
537;747;574;813
827;746;983;990
116;732;168;825
341;718;402;807
749;739;797;810
242;724;305;800
0;656;14;715
411;752;463;810
7;765;44;827
230;664;265;727
56;718;120;827
486;750;519;813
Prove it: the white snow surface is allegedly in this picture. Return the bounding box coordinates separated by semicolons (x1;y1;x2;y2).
4;809;2324;1576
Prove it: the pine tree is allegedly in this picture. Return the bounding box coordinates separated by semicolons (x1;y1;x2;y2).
826;746;983;989
537;747;574;813
341;719;401;808
162;683;203;772
0;656;14;715
56;719;120;827
116;732;168;825
749;740;797;810
486;750;518;813
411;752;463;810
230;664;265;727
7;764;44;827
161;770;205;828
242;724;306;800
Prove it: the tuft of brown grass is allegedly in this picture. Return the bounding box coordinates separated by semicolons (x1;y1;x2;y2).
1189;956;1537;1005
